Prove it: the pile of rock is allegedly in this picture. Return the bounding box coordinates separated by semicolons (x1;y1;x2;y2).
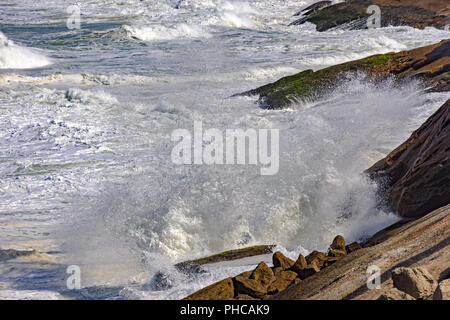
184;235;362;300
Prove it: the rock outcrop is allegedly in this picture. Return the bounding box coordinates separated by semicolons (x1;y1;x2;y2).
184;277;235;300
238;40;450;109
366;98;450;218
290;0;450;31
272;251;295;270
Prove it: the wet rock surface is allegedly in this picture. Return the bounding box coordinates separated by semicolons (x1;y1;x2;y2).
290;0;450;31
238;40;450;109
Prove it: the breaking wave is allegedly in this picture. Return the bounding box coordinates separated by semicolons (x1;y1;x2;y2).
0;32;51;69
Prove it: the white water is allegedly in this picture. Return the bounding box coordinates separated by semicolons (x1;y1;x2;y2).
0;0;449;299
0;32;51;69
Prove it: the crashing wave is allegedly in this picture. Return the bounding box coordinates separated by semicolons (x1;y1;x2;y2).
0;31;52;69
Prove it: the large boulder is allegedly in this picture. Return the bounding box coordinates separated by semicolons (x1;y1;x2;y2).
345;242;362;254
291;254;308;274
392;267;437;299
234;262;276;299
433;279;450;300
272;251;295;270
268;268;298;295
305;250;327;268
234;275;268;299
184;277;235;300
250;262;276;287
296;262;321;280
367;98;450;218
327;235;347;258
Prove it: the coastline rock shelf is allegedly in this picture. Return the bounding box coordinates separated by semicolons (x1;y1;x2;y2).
239;39;450;109
290;0;450;31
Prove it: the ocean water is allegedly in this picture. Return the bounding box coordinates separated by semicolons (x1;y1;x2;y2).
0;0;449;299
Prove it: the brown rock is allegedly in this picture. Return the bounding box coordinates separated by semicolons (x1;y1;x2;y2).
291;254;308;274
305;250;327;268
345;242;362;254
323;257;339;267
328;249;347;258
330;235;346;251
366;98;450;218
184;277;235;300
433;279;450;300
176;244;275;268
392;267;437;299
297;262;321;280
267;270;298;295
377;288;415;300
234;275;268;299
272;251;295;270
250;262;275;287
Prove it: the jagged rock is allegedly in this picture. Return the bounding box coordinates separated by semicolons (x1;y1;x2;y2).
237;40;449;109
346;242;362;254
328;249;347;258
297;262;321;280
323;257;340;267
250;262;275;287
268;269;298;295
433;279;450;300
392;267;437;300
291;0;450;31
327;235;347;258
272;251;295;270
330;235;346;251
305;250;327;268
234;275;268;299
367;98;450;218
377;288;415;300
184;277;235;300
291;254;308;274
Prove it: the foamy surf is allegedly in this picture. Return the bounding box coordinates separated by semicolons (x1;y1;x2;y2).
1;0;449;301
0;32;51;69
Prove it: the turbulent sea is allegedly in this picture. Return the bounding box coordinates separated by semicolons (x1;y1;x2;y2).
0;0;449;299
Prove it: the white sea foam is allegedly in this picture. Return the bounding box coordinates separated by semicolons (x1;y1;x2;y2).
0;32;51;69
123;24;211;42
